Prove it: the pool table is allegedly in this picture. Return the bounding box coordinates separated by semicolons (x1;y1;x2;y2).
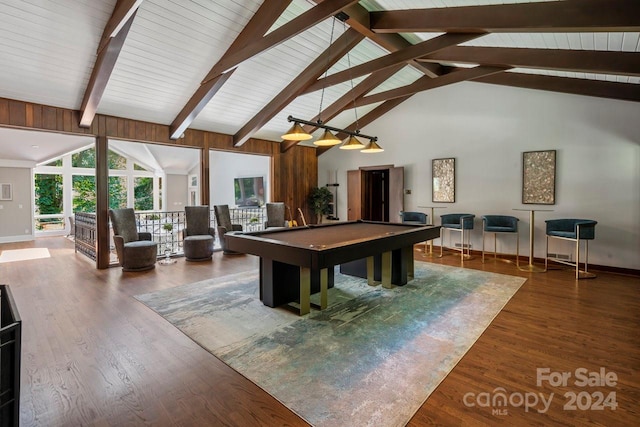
225;220;440;315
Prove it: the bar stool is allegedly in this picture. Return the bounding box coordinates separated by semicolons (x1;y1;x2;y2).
545;219;597;279
401;211;428;254
440;213;475;261
482;215;519;266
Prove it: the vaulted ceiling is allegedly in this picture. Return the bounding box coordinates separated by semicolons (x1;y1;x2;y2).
1;0;638;157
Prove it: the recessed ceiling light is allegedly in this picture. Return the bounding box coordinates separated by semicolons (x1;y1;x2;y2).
31;145;39;149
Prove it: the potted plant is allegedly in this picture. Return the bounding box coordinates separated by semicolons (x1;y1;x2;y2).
308;187;333;224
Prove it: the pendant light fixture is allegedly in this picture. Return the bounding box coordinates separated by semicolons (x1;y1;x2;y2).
282;13;382;153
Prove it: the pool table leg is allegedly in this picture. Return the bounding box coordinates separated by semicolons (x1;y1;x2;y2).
320;268;328;309
366;256;375;286
381;251;392;289
299;267;311;316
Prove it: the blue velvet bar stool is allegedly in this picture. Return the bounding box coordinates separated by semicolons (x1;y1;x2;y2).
401;211;428;255
439;213;475;261
482;215;519;266
545;219;598;279
400;211;428;226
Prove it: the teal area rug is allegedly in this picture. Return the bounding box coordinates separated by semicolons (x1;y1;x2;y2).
135;262;526;427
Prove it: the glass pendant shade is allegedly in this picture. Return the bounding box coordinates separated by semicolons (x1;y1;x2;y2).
282;122;312;141
339;135;366;150
314;129;341;146
361;140;384;153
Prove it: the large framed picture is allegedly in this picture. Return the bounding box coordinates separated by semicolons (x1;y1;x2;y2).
432;158;455;203
522;150;556;204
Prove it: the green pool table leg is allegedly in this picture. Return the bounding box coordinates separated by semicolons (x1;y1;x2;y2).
320;267;328;310
299;267;311;315
381;251;392;289
367;256;376;286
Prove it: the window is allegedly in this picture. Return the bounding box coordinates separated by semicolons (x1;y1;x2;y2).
134;177;153;211
34;173;63;230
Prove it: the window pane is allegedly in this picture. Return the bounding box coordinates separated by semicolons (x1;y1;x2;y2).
73;175;96;212
35;173;63;230
108;150;126;170
72;147;95;168
35;174;63;214
44;159;62;167
159;177;163;210
134;177;153;211
109;176;127;209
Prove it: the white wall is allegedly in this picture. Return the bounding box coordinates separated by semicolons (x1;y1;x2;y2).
209;150;270;206
319;82;640;270
166;174;188;211
0;166;33;242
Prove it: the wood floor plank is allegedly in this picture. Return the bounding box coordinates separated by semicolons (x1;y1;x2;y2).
1;238;638;426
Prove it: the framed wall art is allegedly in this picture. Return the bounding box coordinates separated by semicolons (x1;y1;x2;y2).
522;150;556;204
432;158;455;203
0;183;12;201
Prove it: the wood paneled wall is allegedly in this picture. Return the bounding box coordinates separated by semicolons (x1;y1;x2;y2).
0;97;318;266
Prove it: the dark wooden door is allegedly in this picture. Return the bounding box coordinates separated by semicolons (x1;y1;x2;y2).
347;166;404;222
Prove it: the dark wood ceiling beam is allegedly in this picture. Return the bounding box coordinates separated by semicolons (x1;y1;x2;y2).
303;33;483;95
169;0;290;140
280;64;405;153
79;6;137;128
97;0;144;54
369;0;640;33
202;0;359;85
359;66;510;106
340;3;444;78
421;46;640;77
169;70;236;139
233;29;364;147
476;72;640;103
317;95;413;156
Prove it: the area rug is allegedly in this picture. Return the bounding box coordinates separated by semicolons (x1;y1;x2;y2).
135;262;526;427
0;248;50;263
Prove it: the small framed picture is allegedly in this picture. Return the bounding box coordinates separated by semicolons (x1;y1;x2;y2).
0;183;12;201
432;158;455;203
522;150;556;205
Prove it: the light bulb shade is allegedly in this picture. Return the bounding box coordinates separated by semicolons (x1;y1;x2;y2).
339;135;366;150
361;140;384;153
282;122;312;141
314;129;341;146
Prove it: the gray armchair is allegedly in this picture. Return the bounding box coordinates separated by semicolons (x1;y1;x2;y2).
265;202;286;229
109;208;158;271
213;205;243;255
183;206;215;261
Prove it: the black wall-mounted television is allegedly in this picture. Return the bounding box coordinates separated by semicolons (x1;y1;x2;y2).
234;176;265;207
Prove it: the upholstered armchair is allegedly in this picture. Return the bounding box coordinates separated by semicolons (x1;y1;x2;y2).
183;206;215;261
265;202;286;229
109;208;158;271
400;211;428;225
545;218;598;279
440;213;475;261
213;205;243;254
482;215;519;266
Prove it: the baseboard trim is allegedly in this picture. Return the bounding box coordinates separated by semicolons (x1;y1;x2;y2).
0;235;35;244
418;244;640;277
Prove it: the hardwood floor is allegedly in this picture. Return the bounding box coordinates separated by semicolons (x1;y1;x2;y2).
1;238;638;426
